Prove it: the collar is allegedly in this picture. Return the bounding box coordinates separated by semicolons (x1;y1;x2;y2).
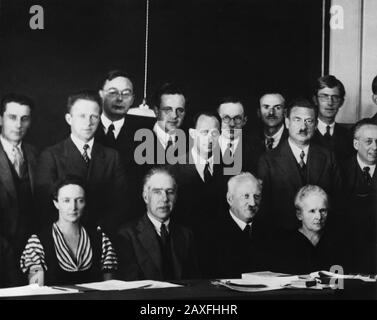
0;135;23;160
229;209;252;231
153;122;175;150
218;135;240;155
265;124;285;149
147;212;170;236
288;138;309;164
101;114;125;139
70;134;94;158
317;118;335;136
357;154;376;177
191;147;214;181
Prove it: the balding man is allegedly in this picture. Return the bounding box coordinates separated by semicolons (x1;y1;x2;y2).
211;172;273;278
116;168;198;281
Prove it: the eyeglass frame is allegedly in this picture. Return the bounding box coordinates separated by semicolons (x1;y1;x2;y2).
317;93;343;103
220;115;245;125
105;88;134;100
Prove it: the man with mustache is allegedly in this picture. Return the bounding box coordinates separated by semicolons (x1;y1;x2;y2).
341;119;377;273
0;93;38;283
211;172;274;278
257;92;289;151
116;168;198;281
312;75;353;162
257;98;342;232
35;91;127;237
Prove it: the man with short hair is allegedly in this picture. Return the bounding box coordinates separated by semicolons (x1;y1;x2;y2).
258;98;342;231
0;93;38;259
35;90;127;235
217;97;262;175
257;92;288;151
312;75;353;161
212;172;273;278
116;168;198;281
341;119;377;273
370;75;377;124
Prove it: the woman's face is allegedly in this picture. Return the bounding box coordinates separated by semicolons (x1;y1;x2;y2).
297;193;328;234
53;184;85;224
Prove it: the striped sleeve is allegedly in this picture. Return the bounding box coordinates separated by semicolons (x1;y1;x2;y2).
19;235;47;274
101;232;118;272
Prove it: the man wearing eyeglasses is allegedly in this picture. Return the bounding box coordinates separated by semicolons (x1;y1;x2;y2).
217;97;262;176
312;75;353;162
257;98;342;232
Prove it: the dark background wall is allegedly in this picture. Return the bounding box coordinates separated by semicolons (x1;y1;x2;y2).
0;0;324;149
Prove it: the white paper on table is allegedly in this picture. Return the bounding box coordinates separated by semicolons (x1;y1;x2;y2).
75;279;182;291
310;270;376;282
0;284;79;297
241;271;300;287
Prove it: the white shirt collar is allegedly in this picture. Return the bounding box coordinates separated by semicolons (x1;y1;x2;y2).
357;154;376;177
0;135;23;161
265;124;285;149
191;148;214;181
70;134;94;159
101;114;125;139
147;212;170;236
229;209;252;231
317;118;335;136
288;138;309;164
153;122;175;150
218;135;240;155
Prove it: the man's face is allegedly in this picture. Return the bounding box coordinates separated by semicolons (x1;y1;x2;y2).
190;115;220;157
65;99;101;143
54;184;85;224
259;94;285;129
354;125;377;165
315;86;344;123
155;94;186;133
297;193;328;234
143;173;177;223
0;102;31;145
227;179;261;223
218;102;247;140
285;107;316;146
100;76;134;120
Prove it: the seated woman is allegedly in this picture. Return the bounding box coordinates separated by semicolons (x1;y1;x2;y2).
20;177;118;286
276;185;347;275
0;235;21;288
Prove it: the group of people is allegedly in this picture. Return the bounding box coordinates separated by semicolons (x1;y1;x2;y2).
0;70;376;288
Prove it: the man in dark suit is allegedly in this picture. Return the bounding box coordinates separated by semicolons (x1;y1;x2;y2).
116;168;198;281
212;172;273;278
341;119;377;273
257;98;342;231
35;91;127;236
257;92;289;151
0;93;38;259
217;97;262;176
312;75;353;161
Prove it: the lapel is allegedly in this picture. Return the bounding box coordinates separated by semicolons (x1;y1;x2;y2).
169;223;183;279
87;141;106;182
0;142;16;199
137;215;163;276
62;138;88;178
23;143;37;194
306;144;326;185
275;140;302;188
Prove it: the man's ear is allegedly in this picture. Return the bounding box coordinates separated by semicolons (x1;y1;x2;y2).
0;115;3;127
296;209;302;221
353;138;359;151
142;190;148;204
243;115;248;126
154;106;160;119
65;113;72;126
189;128;196;140
372;94;377;106
312;95;319;106
99;89;104;100
226;192;233;207
285;116;290;129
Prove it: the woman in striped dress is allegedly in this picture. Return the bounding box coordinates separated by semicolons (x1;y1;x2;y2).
20;177;118;286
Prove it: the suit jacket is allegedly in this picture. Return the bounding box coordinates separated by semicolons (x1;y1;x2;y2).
257;139;342;231
0;141;38;254
211;208;275;278
35;138;127;235
256;126;289;152
312;123;354;163
116;214;199;281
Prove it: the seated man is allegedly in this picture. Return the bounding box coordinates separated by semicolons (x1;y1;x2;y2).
212;172;274;278
116;168;199;281
341;119;377;273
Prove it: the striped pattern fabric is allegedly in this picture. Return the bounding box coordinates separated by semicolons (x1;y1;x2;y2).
20;224;118;274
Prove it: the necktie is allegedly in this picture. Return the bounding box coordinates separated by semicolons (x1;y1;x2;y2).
160;223;169;247
106;123;116;148
363;167;373;187
203;161;213;183
82;144;90;166
223;142;233;165
165;136;178;160
266;137;274;150
12;146;24;177
324;125;332;140
160;223;174;280
299;150;306;169
243;224;252;240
